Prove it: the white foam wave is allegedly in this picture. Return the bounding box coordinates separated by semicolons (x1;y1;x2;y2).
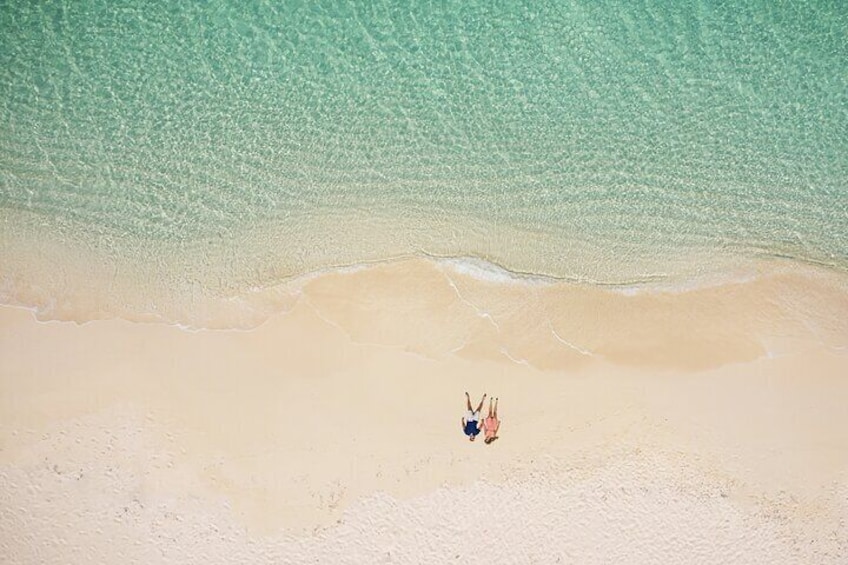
434;256;554;286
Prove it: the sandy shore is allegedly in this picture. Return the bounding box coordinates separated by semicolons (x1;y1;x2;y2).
2;257;847;563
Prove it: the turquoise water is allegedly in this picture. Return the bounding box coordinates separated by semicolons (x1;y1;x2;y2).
1;1;847;318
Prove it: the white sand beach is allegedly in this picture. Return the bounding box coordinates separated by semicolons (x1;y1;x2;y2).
1;257;847;563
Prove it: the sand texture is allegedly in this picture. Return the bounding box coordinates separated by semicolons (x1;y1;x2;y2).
2;258;847;564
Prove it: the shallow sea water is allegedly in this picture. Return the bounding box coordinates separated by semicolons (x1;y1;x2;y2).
1;1;846;322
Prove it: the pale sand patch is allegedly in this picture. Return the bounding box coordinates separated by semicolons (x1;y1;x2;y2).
1;258;847;563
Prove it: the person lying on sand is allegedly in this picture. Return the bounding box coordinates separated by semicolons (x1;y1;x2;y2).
462;392;486;441
483;397;500;444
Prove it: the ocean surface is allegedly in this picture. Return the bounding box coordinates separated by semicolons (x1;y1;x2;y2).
1;1;847;322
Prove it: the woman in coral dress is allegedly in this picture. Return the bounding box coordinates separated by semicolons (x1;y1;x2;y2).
483;397;500;444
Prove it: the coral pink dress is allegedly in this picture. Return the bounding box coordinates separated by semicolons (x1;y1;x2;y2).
483;417;499;440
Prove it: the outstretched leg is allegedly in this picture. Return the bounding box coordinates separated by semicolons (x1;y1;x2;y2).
487;397;494;418
465;391;472;412
493;397;499;418
475;394;487;414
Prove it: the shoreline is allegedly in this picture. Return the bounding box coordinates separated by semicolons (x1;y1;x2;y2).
2;237;847;329
4;203;846;330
